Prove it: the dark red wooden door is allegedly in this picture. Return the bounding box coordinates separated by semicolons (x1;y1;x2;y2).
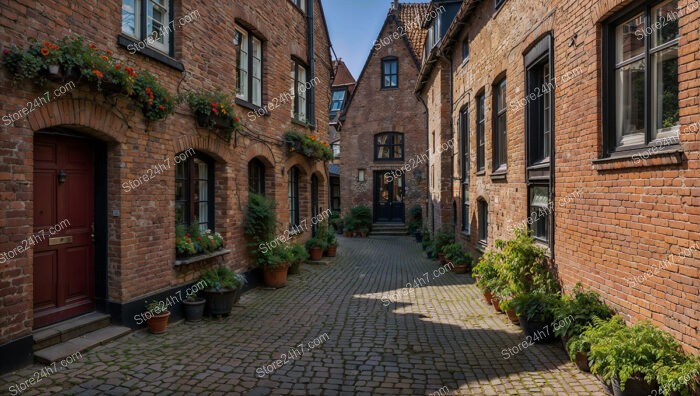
33;134;95;328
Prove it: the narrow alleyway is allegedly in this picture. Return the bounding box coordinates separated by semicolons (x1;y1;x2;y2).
1;237;608;395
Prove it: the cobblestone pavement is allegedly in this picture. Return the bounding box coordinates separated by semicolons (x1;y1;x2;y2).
1;236;609;395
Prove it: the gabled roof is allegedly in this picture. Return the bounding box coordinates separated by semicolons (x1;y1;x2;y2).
395;3;431;62
332;60;356;87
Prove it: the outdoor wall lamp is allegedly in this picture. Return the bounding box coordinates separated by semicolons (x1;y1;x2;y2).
357;169;365;182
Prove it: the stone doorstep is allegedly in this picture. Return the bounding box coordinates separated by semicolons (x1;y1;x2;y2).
33;326;132;365
33;312;112;351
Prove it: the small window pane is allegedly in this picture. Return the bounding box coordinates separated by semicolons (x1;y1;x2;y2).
651;0;679;48
651;45;679;141
122;0;139;37
615;59;646;146
530;186;549;242
237;30;249;100
615;13;645;64
252;38;262;106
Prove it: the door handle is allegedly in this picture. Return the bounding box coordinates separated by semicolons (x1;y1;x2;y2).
90;222;95;242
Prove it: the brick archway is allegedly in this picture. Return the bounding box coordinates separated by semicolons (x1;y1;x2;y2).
27;98;129;143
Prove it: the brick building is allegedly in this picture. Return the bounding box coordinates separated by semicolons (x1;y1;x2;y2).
340;1;429;226
420;0;700;353
329;60;356;213
0;0;332;372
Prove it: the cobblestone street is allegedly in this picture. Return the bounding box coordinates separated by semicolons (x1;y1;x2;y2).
1;236;608;395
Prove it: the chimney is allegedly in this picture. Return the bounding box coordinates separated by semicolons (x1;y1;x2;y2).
392;0;399;11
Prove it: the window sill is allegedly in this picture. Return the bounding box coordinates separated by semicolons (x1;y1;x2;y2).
291;118;313;129
592;146;684;171
380;86;399;91
490;170;507;181
175;249;231;267
235;98;268;116
475;170;486;177
476;242;487;253
117;34;184;72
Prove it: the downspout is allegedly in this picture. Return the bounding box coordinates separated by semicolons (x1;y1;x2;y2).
307;0;316;129
438;51;454;232
415;91;431;235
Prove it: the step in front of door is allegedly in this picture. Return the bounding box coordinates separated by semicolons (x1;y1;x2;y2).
33;312;112;351
33;326;131;365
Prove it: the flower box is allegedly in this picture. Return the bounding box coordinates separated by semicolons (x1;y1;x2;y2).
174;249;231;267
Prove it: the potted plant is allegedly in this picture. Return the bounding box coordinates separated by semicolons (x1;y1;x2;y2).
284;131;334;162
511;292;561;343
201;266;244;316
182;292;206;322
288;242;308;275
145;300;170;334
186;90;241;140
472;250;500;305
442;243;472;274
421;227;432;251
434;228;455;264
325;230;338;257
244;192;278;267
567;316;627;373
260;245;290;288
305;237;325;261
589;320;682;396
342;214;355;237
407;205;423;241
552;284;615;345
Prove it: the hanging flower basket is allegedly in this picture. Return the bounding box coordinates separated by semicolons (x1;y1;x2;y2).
283;131;333;162
186;90;241;141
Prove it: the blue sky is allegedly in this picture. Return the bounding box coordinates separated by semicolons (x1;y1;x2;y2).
320;0;394;79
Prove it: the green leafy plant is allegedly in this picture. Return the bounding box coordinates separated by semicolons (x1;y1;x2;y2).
289;242;309;264
175;224;224;258
567;316;627;362
305;237;327;251
244;193;278;265
185;90;242;140
145;300;169;314
472;251;501;292
1;45;42;81
588;319;686;391
132;70;176;120
200;266;244;291
656;357;700;396
421;226;432;251
284;131;333;161
407;205;423;235
552;283;615;338
441;243;472;266
258;244;290;269
350;206;372;231
510;292;561;323
433;228;455;255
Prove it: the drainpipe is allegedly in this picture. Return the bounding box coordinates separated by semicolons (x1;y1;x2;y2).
415;92;430;235
307;0;316;129
438;51;454;234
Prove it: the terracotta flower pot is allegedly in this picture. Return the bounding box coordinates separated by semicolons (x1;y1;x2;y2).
146;311;170;334
343;231;352;237
491;296;502;312
309;246;323;261
360;231;368;238
506;308;519;324
574;351;590;372
327;244;337;257
451;264;468;274
263;264;289;288
483;290;493;304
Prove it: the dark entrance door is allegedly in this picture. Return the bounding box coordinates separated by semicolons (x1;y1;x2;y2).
33;134;95;328
373;171;405;223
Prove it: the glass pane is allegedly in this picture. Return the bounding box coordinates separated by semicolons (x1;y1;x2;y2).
122;0;138;36
652;0;679;48
543;62;551;159
175;202;185;225
376;134;389;145
175;180;185;201
393;145;403;159
237;31;249;99
616;13;645;63
196;160;208;180
651;45;679;140
530;186;549;208
394;177;403;201
377;146;390;159
394;134;403;144
615;59;646;146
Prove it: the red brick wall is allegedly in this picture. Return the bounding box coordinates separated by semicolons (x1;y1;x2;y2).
0;0;331;346
437;0;699;353
340;15;427;220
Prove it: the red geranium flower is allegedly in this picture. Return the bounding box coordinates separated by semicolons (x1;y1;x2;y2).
40;47;50;56
159;105;165;111
92;70;104;79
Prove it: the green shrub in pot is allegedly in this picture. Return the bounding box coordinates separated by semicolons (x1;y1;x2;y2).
552;283;615;339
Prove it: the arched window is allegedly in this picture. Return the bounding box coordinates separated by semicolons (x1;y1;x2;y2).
478;199;488;245
175;152;215;230
374;132;404;160
288;166;300;228
248;158;266;195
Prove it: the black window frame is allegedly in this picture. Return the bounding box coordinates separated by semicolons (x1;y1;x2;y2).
460;105;470;233
248;158;266;195
289;0;306;13
175;153;216;231
478;199;488;244
121;0;175;56
492;78;508;173
602;0;681;156
330;177;341;212
495;0;506;10
291;58;309;123
330;88;347;114
476;92;486;173
461;36;470;63
374;132;404;161
288;166;300;228
381;57;399;89
525;35;554;246
235;25;264;108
